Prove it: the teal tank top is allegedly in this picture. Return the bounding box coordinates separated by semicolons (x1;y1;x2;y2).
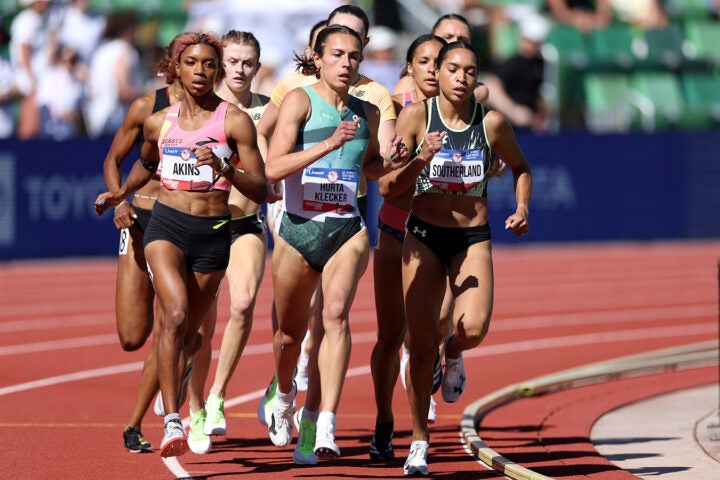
282;86;370;221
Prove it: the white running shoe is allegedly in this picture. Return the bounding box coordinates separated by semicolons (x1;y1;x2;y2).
187;409;211;455
428;396;437;423
257;375;278;426
155;359;194;417
314;422;340;459
293;406;304;431
441;337;465;403
160;418;188;458
403;440;429;476
293;411;318;465
268;383;295;447
203;393;226;436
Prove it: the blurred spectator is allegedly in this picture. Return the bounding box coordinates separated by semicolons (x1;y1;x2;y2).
360;25;403;91
0;25;20;139
609;0;667;30
483;13;550;133
711;0;720;20
56;0;106;77
84;10;143;139
546;0;612;32
251;44;283;97
10;0;54;139
36;44;85;140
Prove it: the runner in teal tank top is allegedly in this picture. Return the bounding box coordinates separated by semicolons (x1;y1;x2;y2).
263;25;409;463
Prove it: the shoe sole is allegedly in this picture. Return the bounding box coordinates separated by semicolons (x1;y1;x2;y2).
188;438;212;455
403;466;429;476
126;447;153;454
160;438;189;457
293;452;319;465
314;446;340;459
204;425;226;436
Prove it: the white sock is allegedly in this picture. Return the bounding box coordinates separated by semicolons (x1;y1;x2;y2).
277;383;296;407
164;412;180;424
317;411;336;431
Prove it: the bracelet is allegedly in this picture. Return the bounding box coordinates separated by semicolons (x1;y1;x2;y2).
321;140;331;152
114;200;128;210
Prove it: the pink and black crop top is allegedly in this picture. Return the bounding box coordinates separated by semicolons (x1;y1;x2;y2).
157;100;236;192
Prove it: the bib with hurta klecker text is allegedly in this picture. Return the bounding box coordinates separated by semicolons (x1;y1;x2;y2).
427;148;486;193
301;167;358;215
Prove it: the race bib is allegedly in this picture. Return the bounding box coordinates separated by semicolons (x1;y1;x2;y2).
160;146;214;191
301;167;358;215
427;149;486;192
118;228;129;255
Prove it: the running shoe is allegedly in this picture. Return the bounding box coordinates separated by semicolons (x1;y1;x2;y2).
431;351;443;394
293;411;318;465
160;418;189;458
187;409;211;454
268;382;295;447
293;406;304;431
441;337;465;403
428;396;437;424
314;422;340;459
369;421;394;461
257;375;278;426
403;440;429;476
123;426;152;453
204;393;226;436
154;358;194;417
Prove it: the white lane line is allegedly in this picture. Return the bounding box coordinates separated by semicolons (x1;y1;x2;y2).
2;304;714;356
0;322;714;398
0;361;143;396
0;334;119;356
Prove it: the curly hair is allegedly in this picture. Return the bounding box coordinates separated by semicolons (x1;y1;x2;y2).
170;32;225;82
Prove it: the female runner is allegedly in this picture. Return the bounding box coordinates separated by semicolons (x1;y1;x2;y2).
263;25;407;462
95;32;267;457
393;41;532;476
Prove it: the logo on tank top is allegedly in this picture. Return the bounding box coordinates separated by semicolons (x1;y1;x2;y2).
196;136;219;146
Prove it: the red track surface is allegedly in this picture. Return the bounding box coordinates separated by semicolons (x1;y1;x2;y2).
1;241;717;479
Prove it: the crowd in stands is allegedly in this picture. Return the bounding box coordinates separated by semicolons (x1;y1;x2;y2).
1;0;718;140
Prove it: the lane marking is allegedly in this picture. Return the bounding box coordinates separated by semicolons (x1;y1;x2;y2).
1;304;714;356
1;323;713;398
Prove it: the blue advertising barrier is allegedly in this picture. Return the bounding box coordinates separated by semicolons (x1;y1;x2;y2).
1;133;718;261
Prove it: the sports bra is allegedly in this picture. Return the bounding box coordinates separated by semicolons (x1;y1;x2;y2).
157;100;235;192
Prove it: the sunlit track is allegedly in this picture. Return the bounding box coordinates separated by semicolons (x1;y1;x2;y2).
0;241;717;479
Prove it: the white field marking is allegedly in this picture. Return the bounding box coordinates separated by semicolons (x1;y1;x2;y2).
3;303;715;357
161;457;193;480
465;323;715;359
1;323;714;399
0;314;110;333
0;361;143;396
0;334;119;356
